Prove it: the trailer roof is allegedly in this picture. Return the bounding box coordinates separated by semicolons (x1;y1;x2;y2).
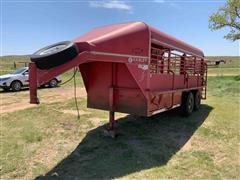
149;26;204;57
75;22;204;58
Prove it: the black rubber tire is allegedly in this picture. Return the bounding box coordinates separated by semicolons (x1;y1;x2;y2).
11;81;22;92
181;92;194;116
30;41;79;70
48;79;58;88
194;91;201;111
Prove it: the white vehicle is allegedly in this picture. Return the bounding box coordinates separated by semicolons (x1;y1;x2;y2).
0;67;61;91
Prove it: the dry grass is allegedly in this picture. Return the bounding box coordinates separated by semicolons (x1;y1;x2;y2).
0;56;239;179
0;76;239;179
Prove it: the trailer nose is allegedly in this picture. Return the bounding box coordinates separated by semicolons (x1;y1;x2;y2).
30;41;79;70
29;41;92;104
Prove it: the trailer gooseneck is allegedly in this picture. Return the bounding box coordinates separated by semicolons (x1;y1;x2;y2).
29;22;207;136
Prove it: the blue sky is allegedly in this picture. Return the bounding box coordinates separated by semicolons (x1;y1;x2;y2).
1;0;239;56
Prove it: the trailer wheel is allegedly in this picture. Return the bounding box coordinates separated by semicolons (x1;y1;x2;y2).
181;92;194;116
30;41;78;70
194;91;201;111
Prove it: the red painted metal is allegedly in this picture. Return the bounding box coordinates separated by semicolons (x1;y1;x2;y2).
29;63;39;104
29;22;207;130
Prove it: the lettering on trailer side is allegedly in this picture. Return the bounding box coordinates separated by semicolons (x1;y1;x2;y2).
128;57;148;64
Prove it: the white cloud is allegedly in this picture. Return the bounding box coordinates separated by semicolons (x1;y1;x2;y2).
154;0;165;3
169;2;182;9
154;0;181;10
89;1;132;11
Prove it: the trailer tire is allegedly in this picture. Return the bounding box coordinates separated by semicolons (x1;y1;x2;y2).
194;90;201;111
181;92;194;116
30;41;78;70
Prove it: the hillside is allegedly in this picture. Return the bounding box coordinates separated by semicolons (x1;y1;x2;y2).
1;55;239;70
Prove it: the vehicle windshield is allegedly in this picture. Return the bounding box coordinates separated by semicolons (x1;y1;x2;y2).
11;67;27;74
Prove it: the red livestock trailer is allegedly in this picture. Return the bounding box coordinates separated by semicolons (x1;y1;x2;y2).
29;22;207;135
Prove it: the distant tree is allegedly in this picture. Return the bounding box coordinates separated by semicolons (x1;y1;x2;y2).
209;0;240;41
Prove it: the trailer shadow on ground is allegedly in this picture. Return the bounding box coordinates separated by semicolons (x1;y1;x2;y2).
36;104;213;180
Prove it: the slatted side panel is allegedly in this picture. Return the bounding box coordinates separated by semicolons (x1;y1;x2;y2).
150;44;205;77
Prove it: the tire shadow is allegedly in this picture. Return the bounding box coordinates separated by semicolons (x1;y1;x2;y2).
36;104;213;180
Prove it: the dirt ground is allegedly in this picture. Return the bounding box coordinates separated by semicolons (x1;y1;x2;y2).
0;87;87;114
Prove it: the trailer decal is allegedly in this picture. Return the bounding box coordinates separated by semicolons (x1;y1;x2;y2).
128;57;148;64
137;64;148;70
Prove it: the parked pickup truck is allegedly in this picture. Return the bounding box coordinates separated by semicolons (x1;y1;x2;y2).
0;67;61;91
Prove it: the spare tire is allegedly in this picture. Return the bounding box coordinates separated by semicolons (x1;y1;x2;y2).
30;41;79;70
